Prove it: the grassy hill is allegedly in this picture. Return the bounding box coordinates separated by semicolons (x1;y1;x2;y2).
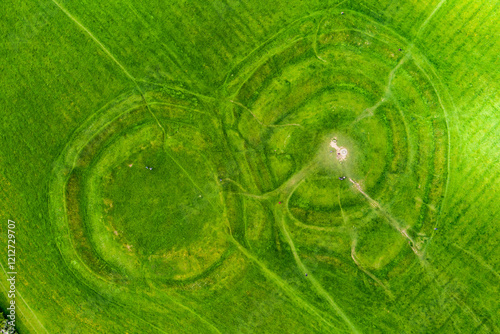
0;0;498;333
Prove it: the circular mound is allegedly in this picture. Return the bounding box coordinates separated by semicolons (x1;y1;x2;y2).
223;11;448;269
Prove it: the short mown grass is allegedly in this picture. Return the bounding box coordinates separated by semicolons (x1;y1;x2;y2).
1;0;499;333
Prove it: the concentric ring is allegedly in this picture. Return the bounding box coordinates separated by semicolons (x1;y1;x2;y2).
222;10;448;270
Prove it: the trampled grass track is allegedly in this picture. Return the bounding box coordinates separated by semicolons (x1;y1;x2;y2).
0;262;48;334
224;7;450;324
1;0;499;333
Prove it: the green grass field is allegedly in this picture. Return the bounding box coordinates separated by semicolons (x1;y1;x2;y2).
1;0;499;333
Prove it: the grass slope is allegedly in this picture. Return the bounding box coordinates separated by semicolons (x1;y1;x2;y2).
0;0;499;333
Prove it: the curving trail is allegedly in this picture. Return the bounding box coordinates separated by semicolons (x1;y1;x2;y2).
348;177;421;256
221;10;453;331
352;51;411;124
0;261;49;334
49;0;166;137
39;6;462;333
338;189;395;299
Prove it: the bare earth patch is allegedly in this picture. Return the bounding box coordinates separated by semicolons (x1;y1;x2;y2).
330;137;348;162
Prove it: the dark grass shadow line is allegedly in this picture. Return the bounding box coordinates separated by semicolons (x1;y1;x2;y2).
144;279;223;334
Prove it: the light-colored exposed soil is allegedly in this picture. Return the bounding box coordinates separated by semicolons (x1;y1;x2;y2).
330;138;348;162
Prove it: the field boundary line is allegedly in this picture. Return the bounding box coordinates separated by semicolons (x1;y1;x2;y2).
167;297;222;334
